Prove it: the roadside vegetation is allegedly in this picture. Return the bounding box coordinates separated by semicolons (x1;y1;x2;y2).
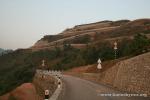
30;33;150;70
0;50;36;95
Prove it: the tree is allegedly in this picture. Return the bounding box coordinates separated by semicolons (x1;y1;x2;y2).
118;38;132;57
131;33;150;55
98;42;114;61
82;46;98;64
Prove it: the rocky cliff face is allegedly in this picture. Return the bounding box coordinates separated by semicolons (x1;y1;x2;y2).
31;19;150;51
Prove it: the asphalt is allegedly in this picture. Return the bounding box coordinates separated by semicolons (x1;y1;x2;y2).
58;75;149;100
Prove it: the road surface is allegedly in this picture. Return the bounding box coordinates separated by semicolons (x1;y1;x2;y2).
58;75;149;100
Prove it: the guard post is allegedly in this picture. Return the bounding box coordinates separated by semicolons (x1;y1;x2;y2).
44;89;49;100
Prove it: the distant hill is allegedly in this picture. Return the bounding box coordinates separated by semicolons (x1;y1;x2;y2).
0;48;13;56
31;19;150;50
0;48;5;54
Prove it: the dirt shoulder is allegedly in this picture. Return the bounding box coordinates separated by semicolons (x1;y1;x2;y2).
0;83;38;100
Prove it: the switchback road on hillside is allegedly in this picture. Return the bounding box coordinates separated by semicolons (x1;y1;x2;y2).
58;75;149;100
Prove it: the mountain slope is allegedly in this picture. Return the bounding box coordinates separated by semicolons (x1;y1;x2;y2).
31;19;150;51
27;18;150;71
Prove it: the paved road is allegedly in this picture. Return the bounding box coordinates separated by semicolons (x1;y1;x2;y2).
58;75;149;100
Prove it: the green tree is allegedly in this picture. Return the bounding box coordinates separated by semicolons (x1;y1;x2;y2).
98;42;114;60
83;46;98;64
118;38;132;57
131;33;150;55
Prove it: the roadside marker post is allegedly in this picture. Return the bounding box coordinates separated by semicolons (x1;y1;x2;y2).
58;78;61;88
97;58;102;69
42;59;45;67
114;41;118;59
44;89;49;100
42;60;45;79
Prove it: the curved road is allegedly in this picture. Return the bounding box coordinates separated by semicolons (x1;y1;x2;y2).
58;75;149;100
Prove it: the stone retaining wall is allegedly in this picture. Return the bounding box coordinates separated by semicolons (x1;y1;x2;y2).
100;52;150;95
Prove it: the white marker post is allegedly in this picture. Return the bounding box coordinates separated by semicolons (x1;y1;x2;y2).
114;41;118;59
42;60;45;78
97;58;102;69
58;78;61;88
45;89;49;100
42;59;45;67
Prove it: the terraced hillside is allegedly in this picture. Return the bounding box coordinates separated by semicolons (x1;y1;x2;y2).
31;19;150;50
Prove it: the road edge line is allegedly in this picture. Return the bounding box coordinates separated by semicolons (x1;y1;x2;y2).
49;76;62;100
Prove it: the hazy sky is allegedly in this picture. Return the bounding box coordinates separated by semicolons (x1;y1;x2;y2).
0;0;150;50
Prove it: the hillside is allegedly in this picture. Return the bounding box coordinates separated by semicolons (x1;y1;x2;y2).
0;49;36;95
28;18;150;71
31;19;150;50
67;52;150;95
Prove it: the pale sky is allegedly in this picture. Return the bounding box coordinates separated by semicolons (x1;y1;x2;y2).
0;0;150;50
